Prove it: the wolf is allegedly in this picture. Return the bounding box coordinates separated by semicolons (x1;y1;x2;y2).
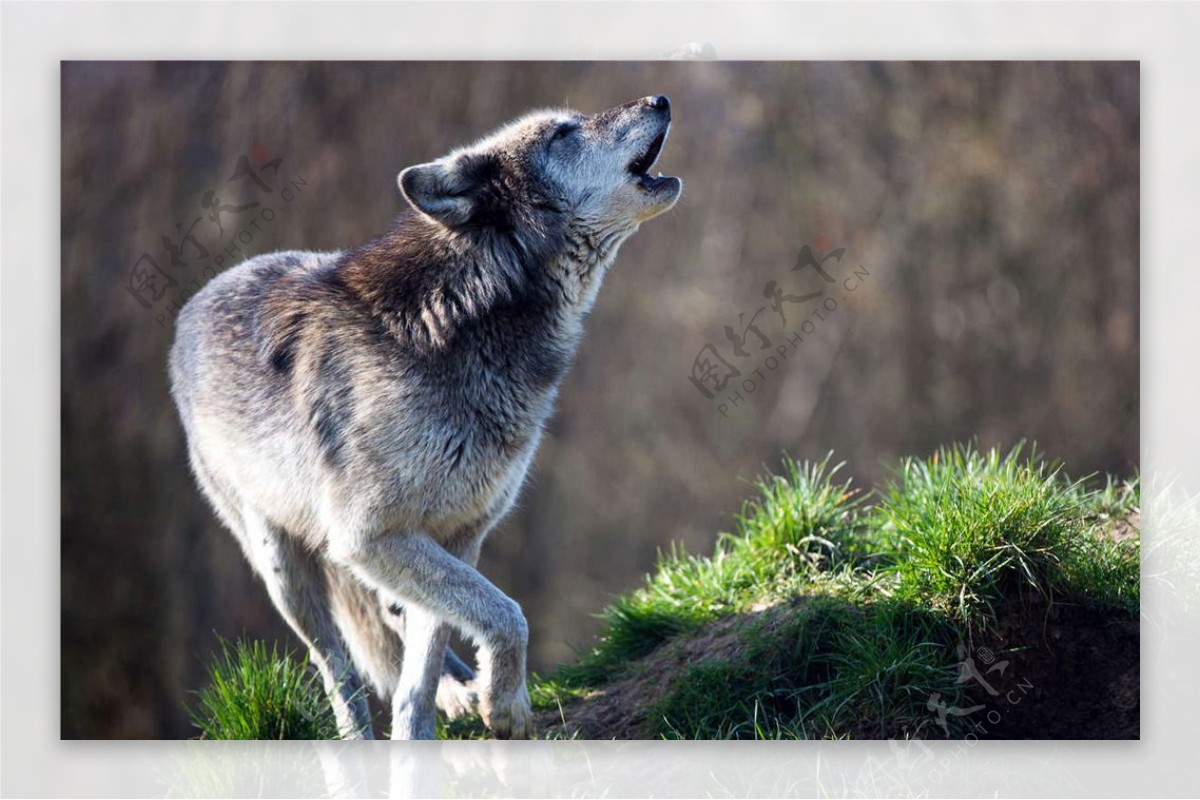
168;95;681;739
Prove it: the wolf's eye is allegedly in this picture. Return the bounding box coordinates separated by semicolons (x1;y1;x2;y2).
549;123;579;143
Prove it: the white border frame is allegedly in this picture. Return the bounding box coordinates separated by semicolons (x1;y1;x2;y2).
6;2;1199;797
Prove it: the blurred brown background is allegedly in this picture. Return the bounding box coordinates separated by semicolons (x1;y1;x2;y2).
61;61;1138;739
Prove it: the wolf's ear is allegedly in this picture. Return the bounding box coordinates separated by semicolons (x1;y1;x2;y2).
398;159;477;227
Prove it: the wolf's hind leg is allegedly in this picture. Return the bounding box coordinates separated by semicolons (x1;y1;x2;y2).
325;563;405;701
382;601;479;720
243;508;373;739
436;646;479;720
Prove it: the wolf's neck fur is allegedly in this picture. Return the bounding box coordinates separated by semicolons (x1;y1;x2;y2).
338;213;626;360
555;222;634;311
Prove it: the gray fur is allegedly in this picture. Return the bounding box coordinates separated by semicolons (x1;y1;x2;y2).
169;96;681;739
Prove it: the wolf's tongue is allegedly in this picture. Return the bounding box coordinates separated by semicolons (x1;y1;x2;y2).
639;172;671;190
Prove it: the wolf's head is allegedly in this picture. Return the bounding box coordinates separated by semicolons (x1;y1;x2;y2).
398;96;682;280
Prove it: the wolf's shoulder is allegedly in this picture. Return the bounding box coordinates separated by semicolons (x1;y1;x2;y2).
201;249;343;299
179;249;344;324
174;248;359;376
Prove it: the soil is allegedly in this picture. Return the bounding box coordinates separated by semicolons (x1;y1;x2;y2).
1107;511;1140;543
537;605;792;740
965;600;1140;739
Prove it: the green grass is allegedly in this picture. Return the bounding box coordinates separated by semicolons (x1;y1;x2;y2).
190;443;1140;741
869;443;1136;632
189;637;342;740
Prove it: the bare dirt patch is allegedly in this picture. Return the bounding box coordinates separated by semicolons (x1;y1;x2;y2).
537;604;793;739
969;601;1140;739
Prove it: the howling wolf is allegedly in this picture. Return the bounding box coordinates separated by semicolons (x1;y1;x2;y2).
169;95;682;739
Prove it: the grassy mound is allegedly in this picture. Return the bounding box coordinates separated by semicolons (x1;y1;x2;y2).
191;443;1140;740
507;444;1139;740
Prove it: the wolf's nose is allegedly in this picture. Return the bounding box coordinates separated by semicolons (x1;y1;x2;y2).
648;95;671;112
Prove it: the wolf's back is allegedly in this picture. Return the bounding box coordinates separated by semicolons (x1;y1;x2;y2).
169;250;337;404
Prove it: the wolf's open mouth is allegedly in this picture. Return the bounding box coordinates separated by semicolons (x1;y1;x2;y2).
628;126;673;190
628;129;667;175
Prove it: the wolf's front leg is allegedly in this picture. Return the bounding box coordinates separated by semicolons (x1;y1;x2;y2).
388;604;451;739
333;531;533;740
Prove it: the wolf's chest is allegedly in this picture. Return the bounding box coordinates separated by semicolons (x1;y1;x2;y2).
357;316;570;533
383;366;552;523
410;415;543;535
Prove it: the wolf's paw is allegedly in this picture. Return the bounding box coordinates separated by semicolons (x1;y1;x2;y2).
436;674;479;720
481;684;533;739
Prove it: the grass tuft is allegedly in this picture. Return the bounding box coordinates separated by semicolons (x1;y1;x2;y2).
872;443;1139;630
872;443;1084;631
190;637;341;740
